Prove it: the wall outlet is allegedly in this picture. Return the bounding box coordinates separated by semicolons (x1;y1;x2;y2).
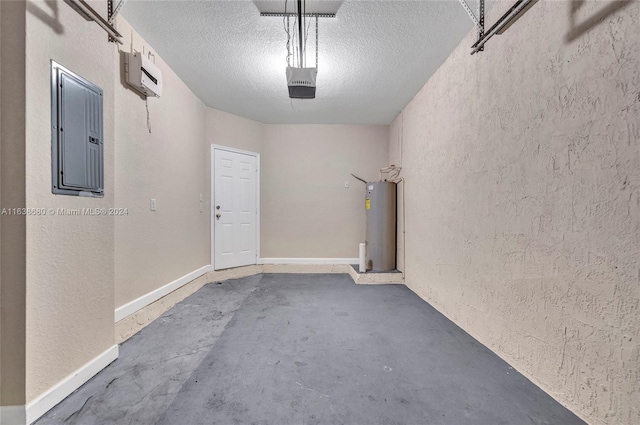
150;198;157;211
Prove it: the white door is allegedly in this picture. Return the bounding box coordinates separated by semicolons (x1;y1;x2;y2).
213;147;258;270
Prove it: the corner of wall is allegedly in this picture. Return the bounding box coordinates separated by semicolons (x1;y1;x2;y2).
0;0;27;408
113;16;209;313
204;107;264;155
24;0;115;405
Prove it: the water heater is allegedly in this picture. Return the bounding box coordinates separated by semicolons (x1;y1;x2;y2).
365;181;396;271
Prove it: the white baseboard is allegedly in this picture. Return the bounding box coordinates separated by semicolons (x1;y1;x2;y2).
24;345;118;424
114;265;211;322
258;258;358;265
0;406;26;425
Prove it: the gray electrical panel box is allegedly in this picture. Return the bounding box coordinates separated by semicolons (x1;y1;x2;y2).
365;181;397;271
51;61;104;197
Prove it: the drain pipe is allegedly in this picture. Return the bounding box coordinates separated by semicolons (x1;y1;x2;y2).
359;243;366;274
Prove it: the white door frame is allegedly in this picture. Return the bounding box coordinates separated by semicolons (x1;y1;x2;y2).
210;144;260;270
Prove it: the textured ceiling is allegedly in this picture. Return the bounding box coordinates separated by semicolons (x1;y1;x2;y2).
121;0;487;124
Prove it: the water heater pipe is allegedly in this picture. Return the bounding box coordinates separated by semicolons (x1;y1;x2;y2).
359;243;366;273
350;173;367;184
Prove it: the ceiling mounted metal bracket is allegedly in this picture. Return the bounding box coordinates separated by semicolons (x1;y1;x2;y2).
66;0;123;44
471;0;536;55
108;0;127;24
457;0;485;52
106;0;127;43
457;0;480;26
477;0;485;52
458;0;485;52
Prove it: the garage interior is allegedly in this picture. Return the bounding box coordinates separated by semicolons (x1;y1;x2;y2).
0;1;638;425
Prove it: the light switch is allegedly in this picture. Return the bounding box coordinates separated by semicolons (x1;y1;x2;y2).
344;181;349;189
199;193;204;212
150;198;157;211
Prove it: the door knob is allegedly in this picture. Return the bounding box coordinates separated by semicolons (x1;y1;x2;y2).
216;213;221;219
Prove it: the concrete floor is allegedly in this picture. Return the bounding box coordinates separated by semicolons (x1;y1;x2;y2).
36;273;585;425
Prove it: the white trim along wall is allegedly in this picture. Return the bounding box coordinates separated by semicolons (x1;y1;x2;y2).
114;258;358;323
114;259;359;324
114;265;211;322
0;346;120;425
259;258;358;265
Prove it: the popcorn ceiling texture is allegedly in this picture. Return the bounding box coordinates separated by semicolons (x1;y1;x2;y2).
120;0;479;124
389;1;640;424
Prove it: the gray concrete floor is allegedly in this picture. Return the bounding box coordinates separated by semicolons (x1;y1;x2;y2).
36;273;585;425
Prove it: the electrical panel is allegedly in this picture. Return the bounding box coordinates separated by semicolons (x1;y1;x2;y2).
51;61;104;197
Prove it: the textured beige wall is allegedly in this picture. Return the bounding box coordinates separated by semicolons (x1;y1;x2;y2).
114;19;209;308
388;121;405;273
391;1;640;424
206;108;263;154
24;0;116;402
0;0;26;406
261;125;388;258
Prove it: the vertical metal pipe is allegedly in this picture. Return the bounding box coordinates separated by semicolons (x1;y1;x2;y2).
477;0;485;52
297;0;303;67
